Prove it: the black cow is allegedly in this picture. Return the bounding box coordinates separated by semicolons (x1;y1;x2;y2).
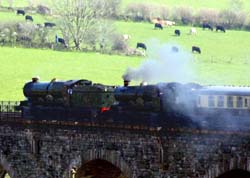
202;23;213;31
154;23;163;30
44;22;56;28
17;9;25;16
174;29;180;36
56;35;67;47
216;25;226;33
58;38;66;45
192;46;201;54
136;42;147;50
16;36;32;42
25;15;33;22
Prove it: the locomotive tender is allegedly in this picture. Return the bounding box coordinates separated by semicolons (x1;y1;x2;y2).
16;77;250;131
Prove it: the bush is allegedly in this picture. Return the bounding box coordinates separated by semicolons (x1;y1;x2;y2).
172;6;194;25
36;4;51;15
125;3;152;21
125;3;171;22
195;8;219;26
219;9;246;29
111;34;127;51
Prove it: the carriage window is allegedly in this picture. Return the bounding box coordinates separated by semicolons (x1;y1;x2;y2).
245;98;248;107
237;97;243;108
217;96;224;107
227;96;233;108
208;96;215;107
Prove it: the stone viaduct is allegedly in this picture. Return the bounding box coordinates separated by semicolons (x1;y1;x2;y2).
0;122;250;178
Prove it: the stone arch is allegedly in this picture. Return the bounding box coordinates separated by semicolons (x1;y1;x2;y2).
65;149;132;178
216;169;250;178
0;155;14;178
76;159;124;178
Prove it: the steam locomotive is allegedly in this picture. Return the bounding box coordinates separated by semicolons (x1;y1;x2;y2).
17;77;115;120
16;77;250;131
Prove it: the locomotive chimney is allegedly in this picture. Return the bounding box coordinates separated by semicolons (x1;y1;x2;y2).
32;76;40;83
124;80;130;87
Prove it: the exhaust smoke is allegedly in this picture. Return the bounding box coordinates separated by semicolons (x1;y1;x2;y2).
123;42;195;84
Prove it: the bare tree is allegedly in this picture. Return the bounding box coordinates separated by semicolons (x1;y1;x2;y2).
52;0;121;50
8;0;14;8
27;0;37;8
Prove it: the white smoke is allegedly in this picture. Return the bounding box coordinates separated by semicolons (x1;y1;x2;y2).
123;41;195;83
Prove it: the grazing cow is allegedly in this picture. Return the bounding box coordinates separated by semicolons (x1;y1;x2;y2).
172;46;179;52
192;46;201;54
163;20;176;27
202;23;213;31
17;9;25;16
216;25;226;32
25;15;33;22
154;23;163;30
136;42;147;50
44;22;56;28
189;27;197;35
55;35;67;47
175;29;180;36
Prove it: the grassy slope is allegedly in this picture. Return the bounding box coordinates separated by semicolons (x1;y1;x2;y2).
120;21;250;86
0;47;142;100
0;11;47;23
1;21;250;100
0;1;250;100
122;0;234;10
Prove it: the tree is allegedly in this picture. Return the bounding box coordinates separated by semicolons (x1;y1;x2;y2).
229;0;243;12
52;0;121;50
8;0;14;8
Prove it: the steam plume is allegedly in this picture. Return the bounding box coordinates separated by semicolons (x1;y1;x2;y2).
123;42;195;83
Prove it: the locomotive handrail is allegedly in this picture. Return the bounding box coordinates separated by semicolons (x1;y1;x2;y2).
0;101;20;112
0;101;21;119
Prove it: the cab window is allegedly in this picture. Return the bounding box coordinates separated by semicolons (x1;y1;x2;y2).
237;96;243;108
198;96;201;105
227;96;233;108
217;96;224;107
208;96;215;107
245;98;248;107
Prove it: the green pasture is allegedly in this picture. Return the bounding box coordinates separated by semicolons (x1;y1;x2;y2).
0;47;143;100
122;0;250;11
0;1;250;100
0;11;47;23
0;0;250;11
116;21;250;62
1;19;250;100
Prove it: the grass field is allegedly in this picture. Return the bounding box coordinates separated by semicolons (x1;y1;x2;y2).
1;1;250;100
0;47;143;100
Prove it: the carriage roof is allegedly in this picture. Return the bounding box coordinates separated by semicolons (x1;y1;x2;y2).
198;86;250;95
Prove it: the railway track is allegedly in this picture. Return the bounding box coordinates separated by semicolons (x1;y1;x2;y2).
1;111;250;136
0;111;161;132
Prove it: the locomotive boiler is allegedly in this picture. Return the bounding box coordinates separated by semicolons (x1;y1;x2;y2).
18;77;116;120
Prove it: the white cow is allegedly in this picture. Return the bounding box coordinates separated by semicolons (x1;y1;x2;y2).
190;27;197;35
163;20;176;27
